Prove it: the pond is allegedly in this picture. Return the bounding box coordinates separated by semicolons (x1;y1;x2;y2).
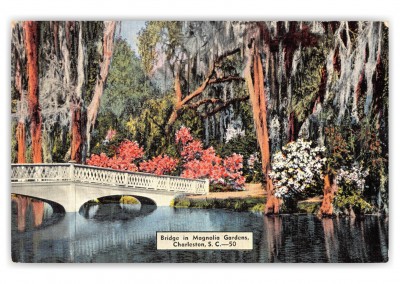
11;196;388;263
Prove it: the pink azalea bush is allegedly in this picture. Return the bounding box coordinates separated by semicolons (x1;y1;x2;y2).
176;126;245;189
87;126;246;190
139;155;179;175
87;140;144;171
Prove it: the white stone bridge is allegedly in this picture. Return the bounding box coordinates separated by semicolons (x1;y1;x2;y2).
11;163;209;212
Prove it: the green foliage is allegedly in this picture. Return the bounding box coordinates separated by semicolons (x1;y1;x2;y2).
324;126;355;170
177;109;204;141
82;21;104;104
213;134;262;183
11;122;17;163
297;201;321;214
92;38;158;155
138;21;182;74
172;197;191;208
119;196;140;204
25;146;33;163
87;198;100;204
250;203;265;213
209;98;262;182
171;196;266;212
51;127;71;162
102;38;154;120
334;188;373;214
126;95;175;157
291;41;328;122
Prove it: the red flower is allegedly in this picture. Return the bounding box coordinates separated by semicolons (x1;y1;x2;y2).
86;139;144;172
139;155;178;175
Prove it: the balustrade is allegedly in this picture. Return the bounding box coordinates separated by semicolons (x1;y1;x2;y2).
11;163;209;195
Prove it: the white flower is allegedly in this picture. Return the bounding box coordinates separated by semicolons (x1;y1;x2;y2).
270;139;326;198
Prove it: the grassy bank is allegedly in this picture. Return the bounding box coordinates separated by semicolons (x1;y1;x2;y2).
171;196;267;213
172;197;382;217
171;195;325;214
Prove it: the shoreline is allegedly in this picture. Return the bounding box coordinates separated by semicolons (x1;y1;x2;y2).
173;183;385;217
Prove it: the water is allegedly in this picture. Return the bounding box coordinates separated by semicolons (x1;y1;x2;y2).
11;196;388;263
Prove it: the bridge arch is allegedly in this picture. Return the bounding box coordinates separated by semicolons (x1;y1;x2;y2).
80;194;158;207
78;195;158;220
77;194;158;215
11;193;65;213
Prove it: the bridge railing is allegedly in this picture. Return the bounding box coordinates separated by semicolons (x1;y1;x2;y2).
11;163;209;195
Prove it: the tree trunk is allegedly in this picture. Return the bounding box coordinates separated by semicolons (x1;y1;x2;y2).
24;21;42;163
165;76;183;135
244;44;279;214
70;101;82;162
86;21;116;156
16;122;26;163
319;174;338;216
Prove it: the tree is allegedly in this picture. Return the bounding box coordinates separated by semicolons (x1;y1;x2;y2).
243;31;276;212
70;21;85;163
138;21;248;137
126;95;175;157
86;21;117;158
26;21;116;164
24;21;42;163
11;22;28;163
92;37;156;153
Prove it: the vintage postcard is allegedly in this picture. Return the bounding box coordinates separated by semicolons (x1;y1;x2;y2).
11;21;388;263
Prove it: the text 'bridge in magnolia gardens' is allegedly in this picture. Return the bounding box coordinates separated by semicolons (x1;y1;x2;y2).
11;163;209;212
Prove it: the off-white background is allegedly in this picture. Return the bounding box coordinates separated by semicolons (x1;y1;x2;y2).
1;0;399;283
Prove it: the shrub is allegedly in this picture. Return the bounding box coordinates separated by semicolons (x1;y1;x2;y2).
334;189;373;214
119;196;140;204
139;154;178;175
176;126;246;190
334;166;373;214
87;140;144;171
173;197;191;208
250;203;265;213
269;139;326;198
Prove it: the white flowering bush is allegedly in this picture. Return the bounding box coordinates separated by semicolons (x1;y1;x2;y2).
336;166;369;191
334;165;372;213
269;139;326;198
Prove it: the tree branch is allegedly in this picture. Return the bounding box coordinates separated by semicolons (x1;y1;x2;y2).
209;76;244;85
215;47;241;63
200;95;249;117
185;98;221;110
179;48;242;106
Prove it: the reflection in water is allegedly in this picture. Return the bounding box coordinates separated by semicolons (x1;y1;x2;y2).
322;218;338;262
263;216;282;262
12;201;389;263
119;203;141;211
32;200;44;227
11;195;55;232
79;202;155;221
